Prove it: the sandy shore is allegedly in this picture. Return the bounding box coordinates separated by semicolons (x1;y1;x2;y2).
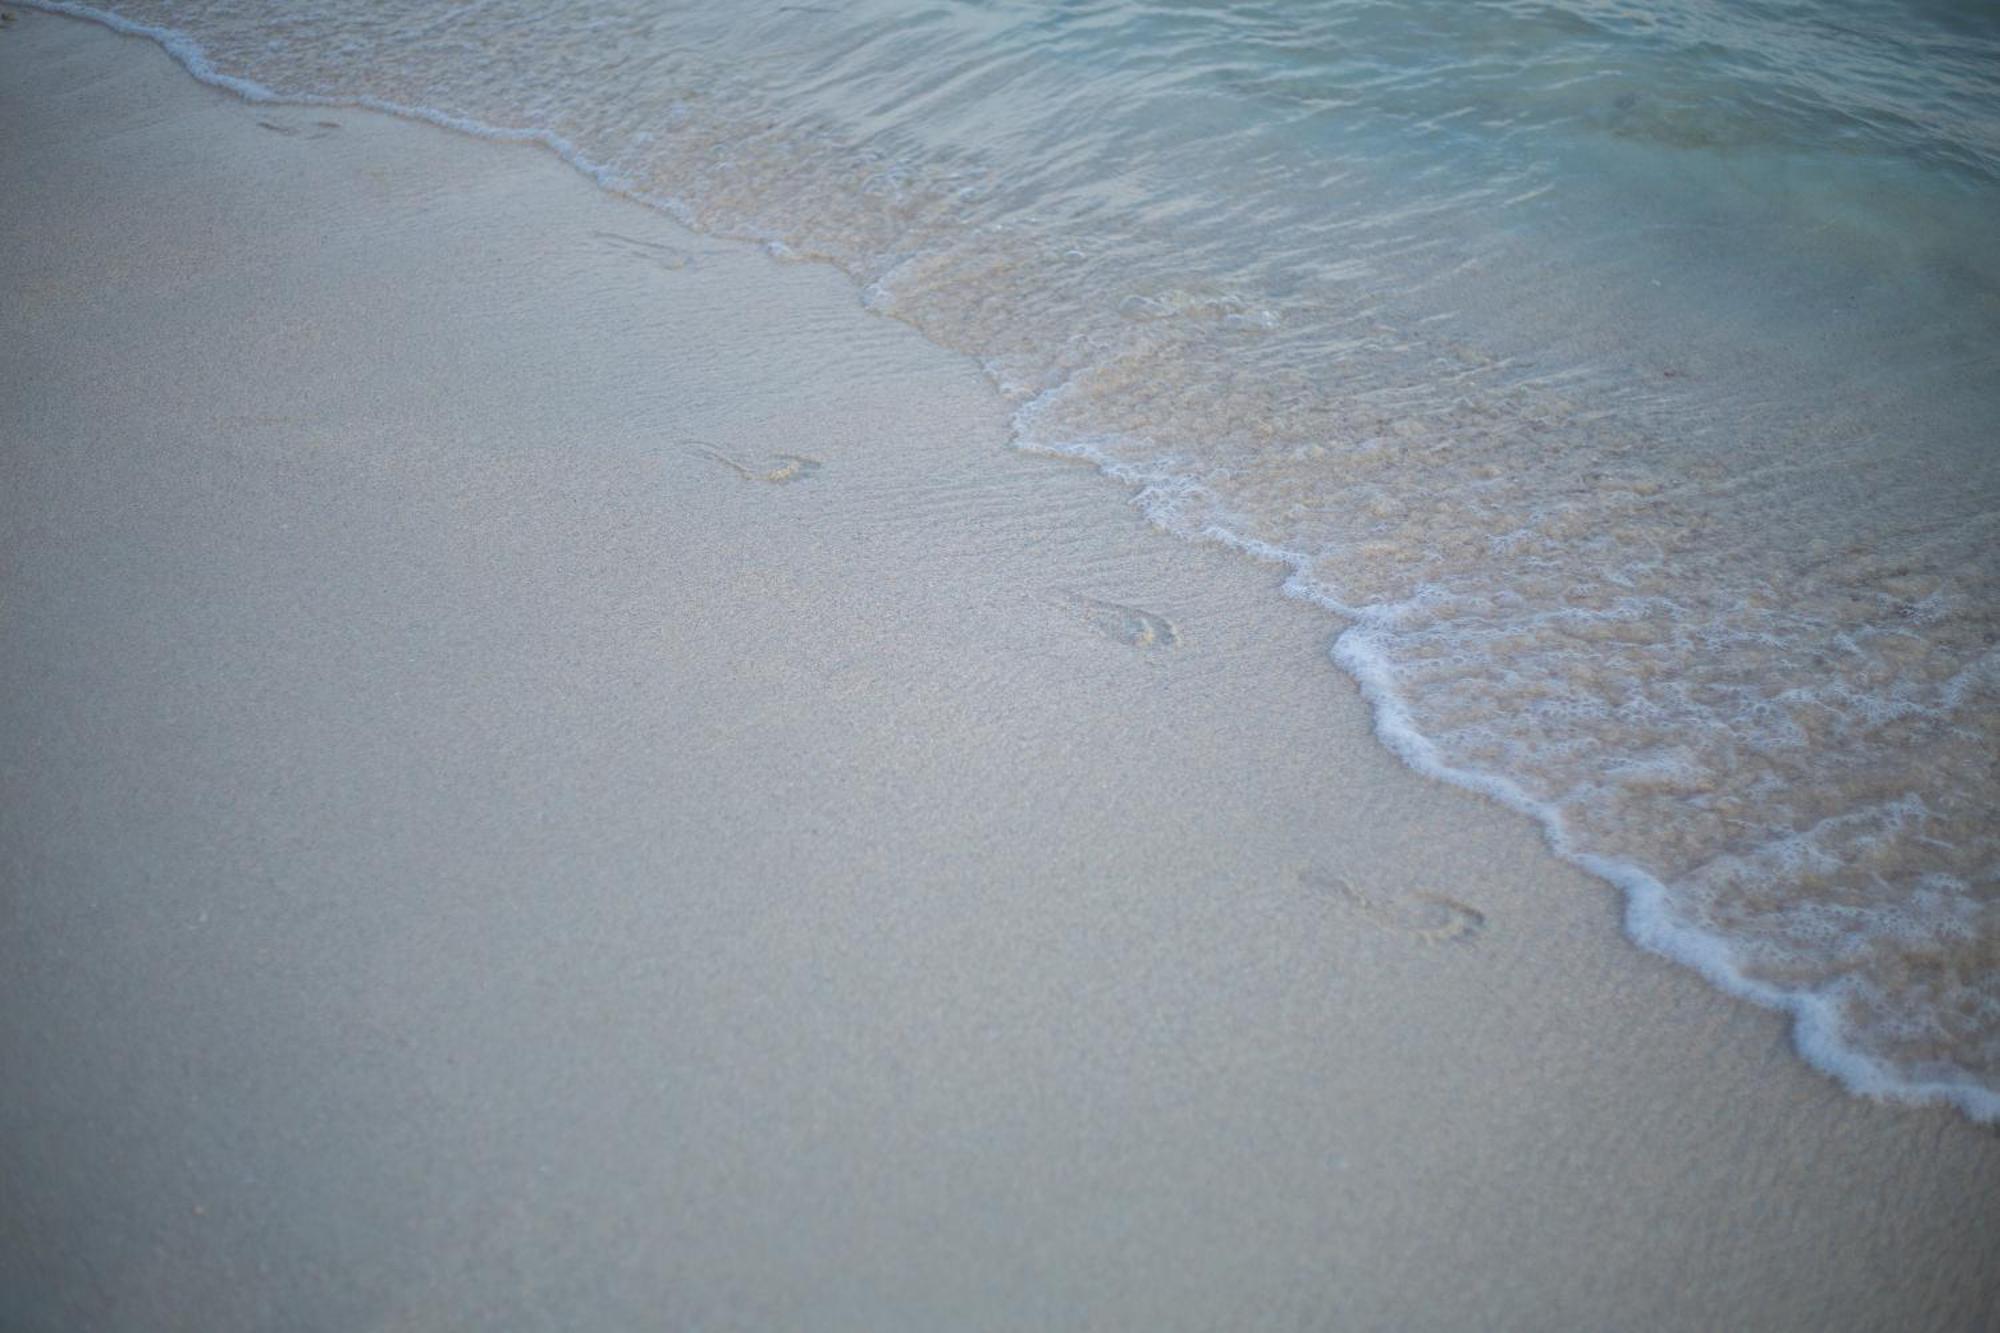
2;12;1994;1331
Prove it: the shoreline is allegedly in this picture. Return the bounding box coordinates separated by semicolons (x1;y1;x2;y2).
24;0;1999;1122
3;12;1996;1330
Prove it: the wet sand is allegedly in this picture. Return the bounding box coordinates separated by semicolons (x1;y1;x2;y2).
2;13;1995;1330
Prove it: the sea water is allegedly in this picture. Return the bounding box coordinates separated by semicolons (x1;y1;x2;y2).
38;0;2000;1117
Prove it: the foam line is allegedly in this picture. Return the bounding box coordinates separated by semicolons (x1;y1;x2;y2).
1013;377;2000;1124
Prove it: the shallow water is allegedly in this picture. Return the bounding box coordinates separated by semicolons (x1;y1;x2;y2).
41;0;2000;1116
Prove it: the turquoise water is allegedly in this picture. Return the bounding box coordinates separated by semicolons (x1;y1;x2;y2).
43;0;2000;1117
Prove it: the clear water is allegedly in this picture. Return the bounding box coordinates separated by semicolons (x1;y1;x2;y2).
43;0;2000;1117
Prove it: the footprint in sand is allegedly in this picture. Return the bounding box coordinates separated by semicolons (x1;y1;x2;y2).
594;229;702;273
1300;869;1486;944
693;443;822;485
1066;594;1178;649
256;119;342;139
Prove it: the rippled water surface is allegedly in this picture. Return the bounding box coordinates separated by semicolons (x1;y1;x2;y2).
50;0;2000;1115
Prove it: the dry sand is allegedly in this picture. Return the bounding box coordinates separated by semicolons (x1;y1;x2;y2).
2;12;1995;1331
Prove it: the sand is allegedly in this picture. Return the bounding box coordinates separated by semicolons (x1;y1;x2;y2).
2;12;1995;1331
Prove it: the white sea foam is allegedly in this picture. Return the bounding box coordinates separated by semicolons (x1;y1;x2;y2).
24;0;1999;1119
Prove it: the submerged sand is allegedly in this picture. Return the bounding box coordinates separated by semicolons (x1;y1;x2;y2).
2;13;1995;1331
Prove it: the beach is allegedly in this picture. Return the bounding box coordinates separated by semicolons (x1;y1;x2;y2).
2;11;1996;1330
